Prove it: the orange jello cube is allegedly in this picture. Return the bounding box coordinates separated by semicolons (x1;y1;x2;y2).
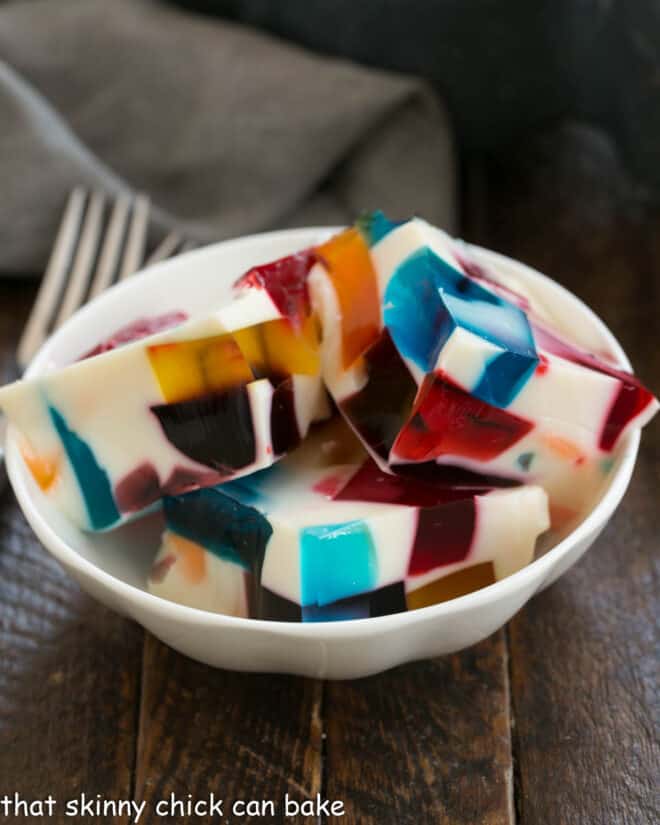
20;440;60;492
315;228;380;369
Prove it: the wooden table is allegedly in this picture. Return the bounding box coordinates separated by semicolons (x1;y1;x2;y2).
1;133;658;824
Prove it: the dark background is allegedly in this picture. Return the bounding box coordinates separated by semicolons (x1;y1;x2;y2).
171;0;660;200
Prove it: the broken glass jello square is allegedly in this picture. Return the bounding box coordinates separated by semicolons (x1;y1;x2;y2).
148;418;550;621
0;252;325;531
295;214;658;527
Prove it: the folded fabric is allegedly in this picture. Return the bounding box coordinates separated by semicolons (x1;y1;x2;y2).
0;0;455;275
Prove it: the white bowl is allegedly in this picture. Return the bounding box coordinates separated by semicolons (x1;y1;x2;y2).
5;228;639;679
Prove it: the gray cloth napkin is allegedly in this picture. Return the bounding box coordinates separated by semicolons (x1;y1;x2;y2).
0;0;456;276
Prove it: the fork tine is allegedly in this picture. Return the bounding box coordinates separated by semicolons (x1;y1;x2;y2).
16;188;86;370
87;194;131;301
117;194;150;280
146;231;183;266
52;190;106;331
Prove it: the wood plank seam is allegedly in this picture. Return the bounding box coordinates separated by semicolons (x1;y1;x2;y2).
130;629;148;824
318;680;327;825
505;625;521;825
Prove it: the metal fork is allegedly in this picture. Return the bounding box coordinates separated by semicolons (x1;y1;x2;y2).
0;187;192;491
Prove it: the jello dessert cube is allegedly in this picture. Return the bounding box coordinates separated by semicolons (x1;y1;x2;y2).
149;418;550;621
0;252;325;530
294;214;658;528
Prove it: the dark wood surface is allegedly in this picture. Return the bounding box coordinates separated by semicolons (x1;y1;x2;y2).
135;635;323;824
0;130;658;824
324;633;514;825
